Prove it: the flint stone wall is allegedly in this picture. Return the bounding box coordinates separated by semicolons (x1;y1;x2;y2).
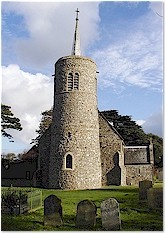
99;113;126;186
125;164;153;186
124;146;149;164
49;56;101;190
37;55;154;190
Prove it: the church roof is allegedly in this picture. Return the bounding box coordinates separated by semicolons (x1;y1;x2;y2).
71;8;81;56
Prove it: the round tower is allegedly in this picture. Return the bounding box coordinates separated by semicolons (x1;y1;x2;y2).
48;9;101;190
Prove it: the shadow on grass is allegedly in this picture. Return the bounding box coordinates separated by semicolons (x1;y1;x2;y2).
93;187;139;193
1;215;41;231
122;219;163;231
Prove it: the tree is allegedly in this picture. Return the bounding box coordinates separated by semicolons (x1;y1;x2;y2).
1;104;22;140
5;153;16;161
101;110;148;145
31;108;53;146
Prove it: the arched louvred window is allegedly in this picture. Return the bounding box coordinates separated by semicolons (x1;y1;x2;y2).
74;72;79;90
66;154;73;169
68;73;73;91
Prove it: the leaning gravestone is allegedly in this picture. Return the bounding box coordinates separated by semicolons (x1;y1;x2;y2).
101;198;121;230
139;180;153;200
147;188;163;209
76;200;97;229
44;195;63;227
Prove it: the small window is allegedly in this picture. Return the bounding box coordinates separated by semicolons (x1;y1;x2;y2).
74;73;79;90
66;154;73;169
67;72;79;91
68;73;73;91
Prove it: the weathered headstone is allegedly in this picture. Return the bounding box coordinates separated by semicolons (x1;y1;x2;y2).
147;188;163;209
101;198;121;230
76;200;97;229
44;195;63;227
139;180;153;200
158;170;163;181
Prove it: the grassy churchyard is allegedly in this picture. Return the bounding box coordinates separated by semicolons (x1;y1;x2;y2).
1;183;163;231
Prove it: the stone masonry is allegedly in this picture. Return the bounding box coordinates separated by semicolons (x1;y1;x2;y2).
125;164;153;186
48;56;102;189
38;108;153;188
124;145;154;186
99;113;126;186
124;146;150;164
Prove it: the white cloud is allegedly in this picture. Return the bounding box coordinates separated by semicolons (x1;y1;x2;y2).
2;2;100;71
92;8;163;93
2;64;54;145
136;120;146;126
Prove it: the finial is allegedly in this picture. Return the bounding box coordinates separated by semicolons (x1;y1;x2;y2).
76;8;79;21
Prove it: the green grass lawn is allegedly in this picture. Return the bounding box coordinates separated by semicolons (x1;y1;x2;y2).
1;183;163;231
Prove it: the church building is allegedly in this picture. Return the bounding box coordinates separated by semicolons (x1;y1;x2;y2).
1;9;154;189
36;9;154;189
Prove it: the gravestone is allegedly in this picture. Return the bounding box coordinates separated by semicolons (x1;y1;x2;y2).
158;170;163;181
76;200;97;229
139;180;153;200
44;195;63;227
101;198;121;230
147;188;163;209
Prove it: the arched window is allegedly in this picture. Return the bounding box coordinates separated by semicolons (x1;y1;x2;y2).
67;72;79;91
66;154;73;169
68;73;73;91
74;72;79;90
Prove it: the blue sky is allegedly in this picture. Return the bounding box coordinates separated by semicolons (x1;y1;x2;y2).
1;1;163;154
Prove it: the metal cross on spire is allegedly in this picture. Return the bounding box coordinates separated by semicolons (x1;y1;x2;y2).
76;8;79;21
71;8;81;56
